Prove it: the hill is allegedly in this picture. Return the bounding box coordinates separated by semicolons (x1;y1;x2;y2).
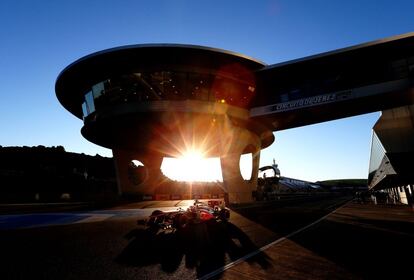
0;145;117;203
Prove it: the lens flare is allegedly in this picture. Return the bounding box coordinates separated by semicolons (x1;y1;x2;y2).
161;148;222;182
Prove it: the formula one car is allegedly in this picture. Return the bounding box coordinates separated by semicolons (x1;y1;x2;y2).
142;200;230;232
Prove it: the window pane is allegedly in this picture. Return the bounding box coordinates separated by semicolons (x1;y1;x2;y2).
81;102;88;117
85;91;95;113
92;82;105;99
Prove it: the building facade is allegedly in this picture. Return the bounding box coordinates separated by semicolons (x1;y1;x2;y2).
56;33;414;203
368;105;414;206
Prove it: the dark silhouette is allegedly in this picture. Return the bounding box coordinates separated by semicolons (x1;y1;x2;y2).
0;146;116;203
116;220;271;278
289;213;414;279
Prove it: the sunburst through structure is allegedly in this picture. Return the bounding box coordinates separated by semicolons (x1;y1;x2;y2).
56;33;414;203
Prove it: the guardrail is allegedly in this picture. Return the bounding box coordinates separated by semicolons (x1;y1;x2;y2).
145;193;226;201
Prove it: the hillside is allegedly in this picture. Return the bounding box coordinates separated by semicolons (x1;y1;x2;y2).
0;145;117;203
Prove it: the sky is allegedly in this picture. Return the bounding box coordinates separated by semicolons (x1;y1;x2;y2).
1;0;413;182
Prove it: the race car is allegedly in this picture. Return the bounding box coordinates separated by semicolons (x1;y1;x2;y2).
142;199;230;232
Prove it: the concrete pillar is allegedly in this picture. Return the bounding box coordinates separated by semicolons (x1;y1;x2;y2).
404;185;414;208
398;187;402;202
385;188;390;204
113;148;163;197
219;122;261;204
399;186;408;204
409;185;414;209
394;187;401;203
391;187;398;204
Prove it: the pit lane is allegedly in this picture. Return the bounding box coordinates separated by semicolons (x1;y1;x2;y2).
0;195;351;279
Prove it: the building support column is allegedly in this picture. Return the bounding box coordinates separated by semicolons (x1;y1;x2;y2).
392;187;401;204
219;122;262;204
393;188;397;203
404;185;414;208
113;148;163;197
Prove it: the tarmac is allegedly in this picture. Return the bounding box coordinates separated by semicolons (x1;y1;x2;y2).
207;201;414;279
1;198;413;279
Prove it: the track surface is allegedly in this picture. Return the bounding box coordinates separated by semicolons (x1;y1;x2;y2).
218;201;414;279
0;196;351;279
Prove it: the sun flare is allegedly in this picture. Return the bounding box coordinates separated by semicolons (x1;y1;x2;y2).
181;149;205;162
161;149;223;182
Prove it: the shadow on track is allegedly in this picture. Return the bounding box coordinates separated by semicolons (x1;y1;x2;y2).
116;220;271;278
288;207;414;279
231;195;351;235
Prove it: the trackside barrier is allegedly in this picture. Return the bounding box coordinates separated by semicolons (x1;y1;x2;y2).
207;199;225;207
151;193;226;201
170;194;181;200
155;194;170;200
142;195;153;200
182;194;191;199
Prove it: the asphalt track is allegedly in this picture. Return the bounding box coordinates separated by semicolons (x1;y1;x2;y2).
0;196;352;279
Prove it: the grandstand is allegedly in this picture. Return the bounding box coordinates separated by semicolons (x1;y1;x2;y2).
279;177;322;192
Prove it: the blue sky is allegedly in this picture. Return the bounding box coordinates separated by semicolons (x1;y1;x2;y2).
1;0;413;182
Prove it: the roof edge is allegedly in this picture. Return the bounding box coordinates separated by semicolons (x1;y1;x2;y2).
262;31;414;71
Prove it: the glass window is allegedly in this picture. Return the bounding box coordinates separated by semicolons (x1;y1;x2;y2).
211;75;255;107
369;132;386;175
82;102;88;117
85;91;95;114
188;73;211;101
154;71;187;100
82;70;261;119
92;82;105;99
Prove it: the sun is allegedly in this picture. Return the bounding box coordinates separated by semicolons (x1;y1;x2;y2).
181;149;204;162
161;149;223;182
161;149;254;182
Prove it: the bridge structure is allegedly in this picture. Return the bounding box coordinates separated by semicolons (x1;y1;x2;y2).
56;32;414;203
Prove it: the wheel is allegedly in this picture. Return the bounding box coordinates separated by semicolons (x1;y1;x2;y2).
173;213;188;230
147;210;164;231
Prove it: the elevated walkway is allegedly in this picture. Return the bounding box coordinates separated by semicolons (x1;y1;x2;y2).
213;201;414;279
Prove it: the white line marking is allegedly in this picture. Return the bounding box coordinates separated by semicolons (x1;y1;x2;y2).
198;201;349;280
73;214;114;224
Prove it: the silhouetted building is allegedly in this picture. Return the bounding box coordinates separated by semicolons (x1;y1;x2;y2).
368;105;414;206
56;33;414;203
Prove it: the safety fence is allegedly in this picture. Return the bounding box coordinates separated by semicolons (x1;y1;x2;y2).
142;193;226;201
